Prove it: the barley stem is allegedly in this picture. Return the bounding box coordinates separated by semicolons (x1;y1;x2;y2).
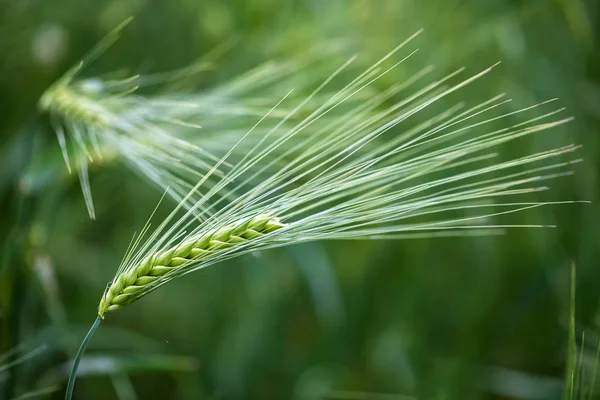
65;316;102;400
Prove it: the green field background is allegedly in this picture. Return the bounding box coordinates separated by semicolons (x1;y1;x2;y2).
1;1;599;398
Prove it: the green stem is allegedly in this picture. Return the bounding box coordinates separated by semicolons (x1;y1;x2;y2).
65;316;102;400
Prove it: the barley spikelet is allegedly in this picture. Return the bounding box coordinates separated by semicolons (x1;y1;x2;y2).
98;214;286;316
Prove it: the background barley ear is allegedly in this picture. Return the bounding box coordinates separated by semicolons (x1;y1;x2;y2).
37;18;362;220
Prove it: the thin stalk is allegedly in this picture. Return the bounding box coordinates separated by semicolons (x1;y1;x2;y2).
65;316;102;400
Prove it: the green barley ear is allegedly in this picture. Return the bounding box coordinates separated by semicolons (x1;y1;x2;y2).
65;32;585;398
97;213;286;316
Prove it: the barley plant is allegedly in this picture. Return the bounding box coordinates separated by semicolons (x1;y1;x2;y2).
3;1;598;399
38;19;360;219
55;27;586;398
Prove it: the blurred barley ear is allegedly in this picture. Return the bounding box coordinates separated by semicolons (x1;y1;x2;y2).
38;19;356;220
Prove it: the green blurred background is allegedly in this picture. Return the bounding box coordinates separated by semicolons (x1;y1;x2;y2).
1;0;599;399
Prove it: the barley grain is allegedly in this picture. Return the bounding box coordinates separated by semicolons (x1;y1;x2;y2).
97;214;285;316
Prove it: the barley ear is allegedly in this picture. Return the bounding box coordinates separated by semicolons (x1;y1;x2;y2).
97;214;286;317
